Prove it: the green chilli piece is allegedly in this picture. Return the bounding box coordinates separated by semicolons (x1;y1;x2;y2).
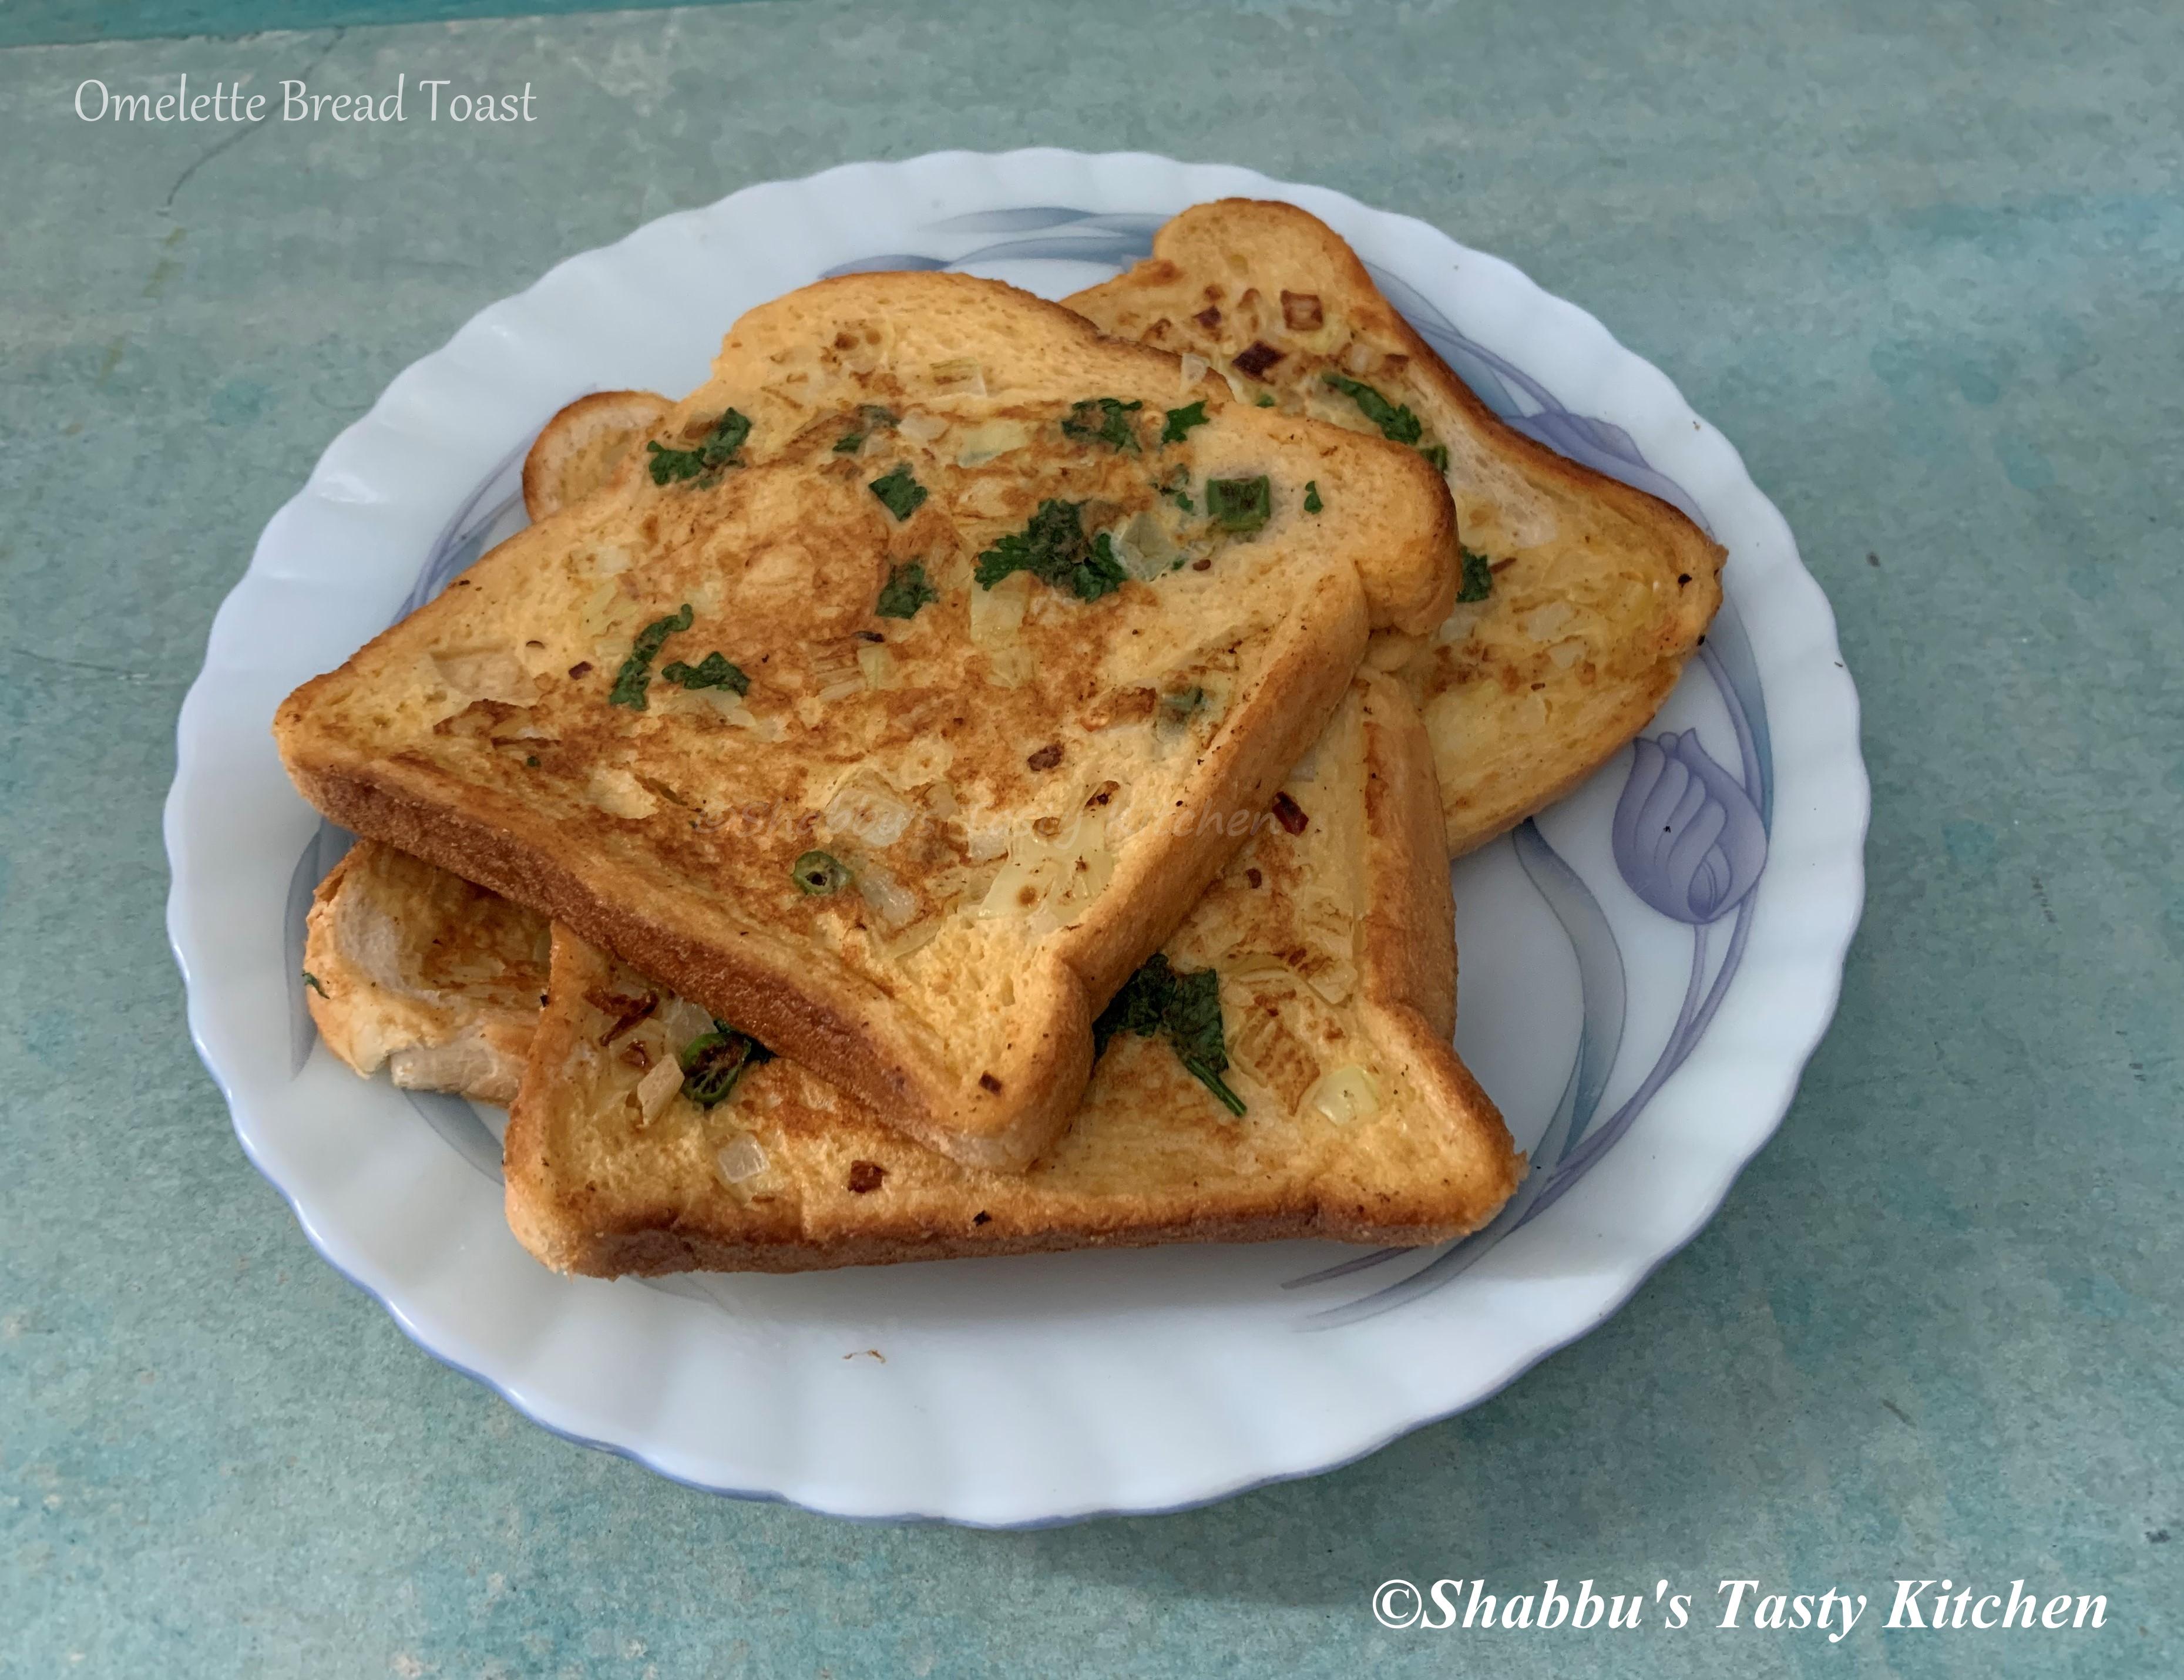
660;650;750;694
1322;372;1422;445
1158;686;1205;726
1061;397;1144;452
868;463;928;520
1458;547;1495;603
678;1022;774;1108
1160;401;1209;445
876;560;940;620
1205;476;1272;533
792;849;853;895
608;603;693;710
1303;481;1323;515
1092;953;1246;1116
647;408;752;484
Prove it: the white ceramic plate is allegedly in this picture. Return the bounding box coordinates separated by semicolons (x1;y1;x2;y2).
164;150;1866;1525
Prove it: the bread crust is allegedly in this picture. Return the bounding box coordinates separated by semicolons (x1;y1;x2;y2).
276;271;1459;1171
519;389;671;523
303;845;547;1105
1066;200;1726;855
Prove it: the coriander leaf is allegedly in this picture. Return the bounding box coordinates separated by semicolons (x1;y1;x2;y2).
1093;953;1177;1057
1458;546;1494;603
679;1022;773;1108
1078;533;1129;601
1303;480;1323;515
645;441;705;483
1158;687;1205;727
660;650;750;695
1255;394;1276;408
648;408;751;483
1322;372;1423;445
608;603;693;709
301;971;327;997
876;560;940;620
974;499;1128;602
699;408;752;467
1419;443;1450;474
1060;397;1144;452
1160;401;1209;445
1164;965;1248;1115
1091;953;1245;1114
868;464;928;521
1205;476;1272;533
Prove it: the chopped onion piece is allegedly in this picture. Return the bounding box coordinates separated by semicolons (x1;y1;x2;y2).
636;1056;683;1121
825;775;914;848
716;1133;769;1185
700;688;759;728
856;858;919;929
1178;352;1209;389
978;851;1055;919
660;997;713;1044
1303;958;1358;1008
955;417;1031;465
968;569;1030;644
929;358;985;396
857;642;898;690
1524;600;1576;640
1112;512;1178;583
880;916;943;960
1306;1064;1381;1125
896;409;948;444
434;650;537;705
587;765;656;819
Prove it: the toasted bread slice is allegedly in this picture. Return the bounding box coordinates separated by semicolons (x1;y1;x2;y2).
520;389;672;524
1066;200;1725;855
276;272;1459;1171
303;841;549;1104
505;668;1519;1274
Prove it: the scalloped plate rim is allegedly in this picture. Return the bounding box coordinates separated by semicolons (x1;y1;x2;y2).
164;148;1867;1525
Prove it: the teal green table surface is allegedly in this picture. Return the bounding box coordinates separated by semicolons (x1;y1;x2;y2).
2;2;2178;1675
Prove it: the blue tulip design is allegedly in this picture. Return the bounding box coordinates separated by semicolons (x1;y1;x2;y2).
1612;730;1766;925
1522;726;1770;1192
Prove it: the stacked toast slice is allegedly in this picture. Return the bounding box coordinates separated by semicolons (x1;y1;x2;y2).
1067;200;1725;855
278;271;1457;1171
